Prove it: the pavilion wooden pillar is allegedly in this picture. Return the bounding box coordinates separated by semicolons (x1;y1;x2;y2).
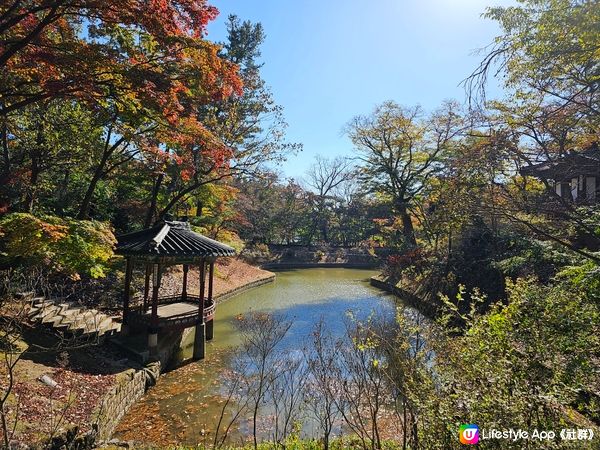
122;257;133;336
193;258;206;360
206;260;215;341
148;262;161;355
182;264;189;301
143;263;151;311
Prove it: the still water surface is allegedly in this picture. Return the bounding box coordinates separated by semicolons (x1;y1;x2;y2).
114;268;403;446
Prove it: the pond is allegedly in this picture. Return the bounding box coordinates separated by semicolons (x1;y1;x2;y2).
113;268;419;447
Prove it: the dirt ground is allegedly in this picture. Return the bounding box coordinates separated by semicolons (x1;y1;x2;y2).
159;257;275;300
0;334;135;445
0;258;272;446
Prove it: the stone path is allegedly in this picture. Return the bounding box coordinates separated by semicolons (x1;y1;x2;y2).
27;296;121;342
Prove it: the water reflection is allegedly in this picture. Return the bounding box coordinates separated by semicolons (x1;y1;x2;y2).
114;268;418;447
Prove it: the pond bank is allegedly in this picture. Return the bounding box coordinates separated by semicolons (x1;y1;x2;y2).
160;257;276;301
5;259;275;449
112;268;397;447
253;244;384;269
369;274;438;318
262;261;378;269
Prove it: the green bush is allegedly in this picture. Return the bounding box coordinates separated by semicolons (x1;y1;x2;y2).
0;213;116;278
431;275;600;445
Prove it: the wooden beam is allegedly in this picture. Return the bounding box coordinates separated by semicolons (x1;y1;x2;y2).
123;257;133;326
182;264;189;301
206;261;215;342
198;259;206;324
143;263;151;311
151;263;161;328
208;261;214;303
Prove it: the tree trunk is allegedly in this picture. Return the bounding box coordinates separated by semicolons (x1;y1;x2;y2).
77;135;126;220
26;156;40;212
24;121;44;212
397;203;417;247
77;153;108;219
55;168;70;214
1;114;9;176
145;172;164;227
321;221;328;243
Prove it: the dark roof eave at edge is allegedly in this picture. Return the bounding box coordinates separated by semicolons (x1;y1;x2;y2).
114;220;236;259
520;145;600;178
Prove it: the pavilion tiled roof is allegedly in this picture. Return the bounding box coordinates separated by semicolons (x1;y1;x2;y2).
116;220;235;259
520;144;600;180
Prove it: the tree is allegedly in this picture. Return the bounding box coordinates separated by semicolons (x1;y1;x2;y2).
304;155;355;243
0;1;244;222
0;99;101;214
0;0;236;114
0;213;116;278
467;0;599;122
233;173;311;244
346;101;466;248
465;0;600;261
146;15;299;225
233;312;293;450
304;320;341;450
427;276;600;448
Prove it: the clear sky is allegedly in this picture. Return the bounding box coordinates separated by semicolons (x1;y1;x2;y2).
207;0;516;179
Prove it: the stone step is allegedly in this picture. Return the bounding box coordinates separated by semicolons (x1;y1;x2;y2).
31;296;47;306
97;316;117;334
40;303;73;324
31;305;63;321
82;315;113;335
44;314;66;328
103;322;122;337
28;306;40;318
82;317;121;341
56;314;89;332
60;306;83;318
28;299;121;341
44;307;83;327
28;300;54;316
65;310;104;333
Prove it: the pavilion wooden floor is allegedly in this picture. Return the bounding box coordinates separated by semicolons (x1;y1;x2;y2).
141;302;198;319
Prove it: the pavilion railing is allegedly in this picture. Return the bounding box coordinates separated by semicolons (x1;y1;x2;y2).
129;295;216;329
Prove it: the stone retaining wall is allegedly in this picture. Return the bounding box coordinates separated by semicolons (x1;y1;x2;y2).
213;273;276;303
92;361;161;441
85;272;276;443
262;262;378;270
370;275;437;317
261;245;384;266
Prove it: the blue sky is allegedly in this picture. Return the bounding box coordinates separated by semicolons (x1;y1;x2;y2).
207;0;516;179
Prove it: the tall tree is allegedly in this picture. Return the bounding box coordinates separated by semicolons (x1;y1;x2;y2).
0;1;244;219
305;155;354;242
346;101;465;248
468;0;599;116
466;0;600;259
146;15;298;225
0;0;237;114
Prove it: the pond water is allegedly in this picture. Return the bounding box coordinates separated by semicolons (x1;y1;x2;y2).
114;268;414;447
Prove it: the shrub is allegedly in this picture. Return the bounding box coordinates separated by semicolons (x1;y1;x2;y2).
432;276;600;442
0;213;116;278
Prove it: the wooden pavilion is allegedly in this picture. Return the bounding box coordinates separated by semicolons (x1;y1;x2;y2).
115;219;235;359
520;144;600;203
